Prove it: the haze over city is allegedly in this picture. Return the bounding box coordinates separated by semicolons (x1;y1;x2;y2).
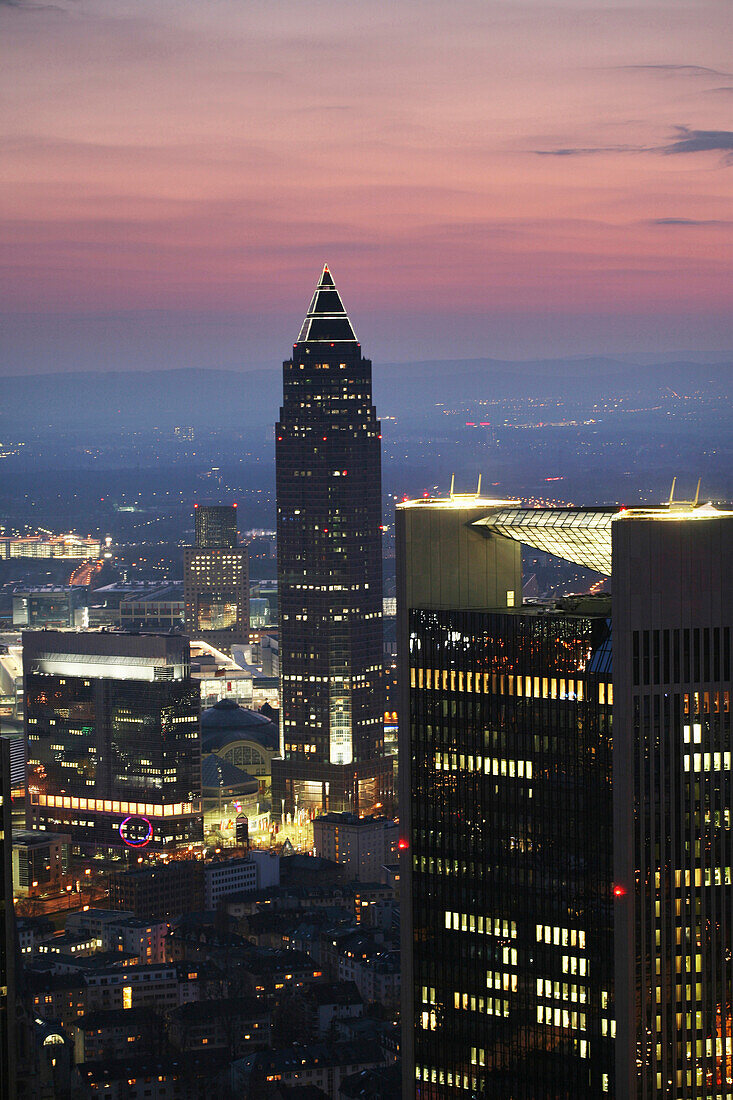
1;3;733;1099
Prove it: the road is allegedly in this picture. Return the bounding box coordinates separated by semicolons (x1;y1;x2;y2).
69;558;103;586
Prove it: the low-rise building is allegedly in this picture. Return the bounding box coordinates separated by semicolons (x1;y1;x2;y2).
118;583;184;631
290;981;364;1041
167;996;270;1057
321;930;400;1010
28;972;87;1028
82;961;225;1014
12;830;72;898
108;861;205;920
74;1050;227;1100
36;931;102;960
12;586;88;629
67;908;169;964
231;1040;387;1100
204;851;280;909
338;1063;402;1100
313;815;398;883
27;960;225;1025
70;1006;161;1063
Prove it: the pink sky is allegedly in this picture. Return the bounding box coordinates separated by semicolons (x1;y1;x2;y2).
1;0;731;370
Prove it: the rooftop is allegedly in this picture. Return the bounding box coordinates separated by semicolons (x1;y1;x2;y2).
296;265;358;345
201;753;258;792
236;1039;385;1076
120;583;184;604
400;493;733;578
315;813;395;828
201;699;278;751
76;1006;158;1031
13;829;70;848
168;996;267;1023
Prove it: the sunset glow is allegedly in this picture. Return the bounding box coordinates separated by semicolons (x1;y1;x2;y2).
2;0;731;370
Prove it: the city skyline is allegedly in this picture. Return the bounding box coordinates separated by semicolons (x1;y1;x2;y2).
2;0;732;377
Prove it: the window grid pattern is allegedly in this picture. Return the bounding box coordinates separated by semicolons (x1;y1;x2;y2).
409;607;614;1097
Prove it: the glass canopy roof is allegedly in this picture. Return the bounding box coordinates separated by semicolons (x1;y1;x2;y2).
474;507;619;576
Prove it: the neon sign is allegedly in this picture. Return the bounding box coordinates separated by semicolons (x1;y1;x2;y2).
119;815;153;848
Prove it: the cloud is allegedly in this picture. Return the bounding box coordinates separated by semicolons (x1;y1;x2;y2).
535;128;733;163
621;64;731;78
649;217;731;226
661;127;733;159
534;144;645;157
0;0;67;9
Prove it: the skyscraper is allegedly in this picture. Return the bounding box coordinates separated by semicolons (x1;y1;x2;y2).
398;492;733;1099
398;495;615;1096
184;503;249;648
194;504;238;550
24;631;203;853
0;736;17;1100
613;512;733;1099
272;266;392;816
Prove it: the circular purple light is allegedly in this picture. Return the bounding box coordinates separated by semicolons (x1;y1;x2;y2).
119;814;153;848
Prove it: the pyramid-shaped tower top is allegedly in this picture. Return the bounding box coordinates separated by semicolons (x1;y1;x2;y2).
296;264;358;344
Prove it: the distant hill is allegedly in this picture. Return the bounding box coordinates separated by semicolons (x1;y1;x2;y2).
1;356;730;432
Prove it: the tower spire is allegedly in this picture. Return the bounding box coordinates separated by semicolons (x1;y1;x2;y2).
296;264;358;343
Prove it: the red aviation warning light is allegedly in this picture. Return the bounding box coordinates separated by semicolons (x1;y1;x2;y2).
613;884;626;898
398;838;409;851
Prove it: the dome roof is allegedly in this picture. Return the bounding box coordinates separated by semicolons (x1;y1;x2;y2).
201;754;258;795
201;699;278;752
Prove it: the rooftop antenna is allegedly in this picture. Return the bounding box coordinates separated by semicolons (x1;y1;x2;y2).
449;474;455;500
476;474;482;497
668;476;703;511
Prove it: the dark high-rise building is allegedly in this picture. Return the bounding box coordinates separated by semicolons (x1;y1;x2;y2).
24;631;203;853
398;496;615;1097
398;492;733;1099
272;265;392;815
194;504;238;549
613;512;733;1100
184;504;249;648
0;736;17;1100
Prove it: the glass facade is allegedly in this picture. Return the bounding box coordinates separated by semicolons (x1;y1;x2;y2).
183;545;249;646
474;507;618;576
610;513;733;1099
272;266;392;814
409;606;614;1097
24;632;203;851
0;737;16;1100
194;504;238;549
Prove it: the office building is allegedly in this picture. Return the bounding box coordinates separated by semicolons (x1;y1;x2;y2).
12;830;71;898
0;533;101;560
108;861;205;920
203;850;280;908
0;736;17;1100
66;909;169;965
194;504;238;549
272;265;392;815
398;491;733;1099
118;583;184;631
24;631;203;853
314;813;399;882
613;511;733;1099
184;505;249;649
12;585;88;630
